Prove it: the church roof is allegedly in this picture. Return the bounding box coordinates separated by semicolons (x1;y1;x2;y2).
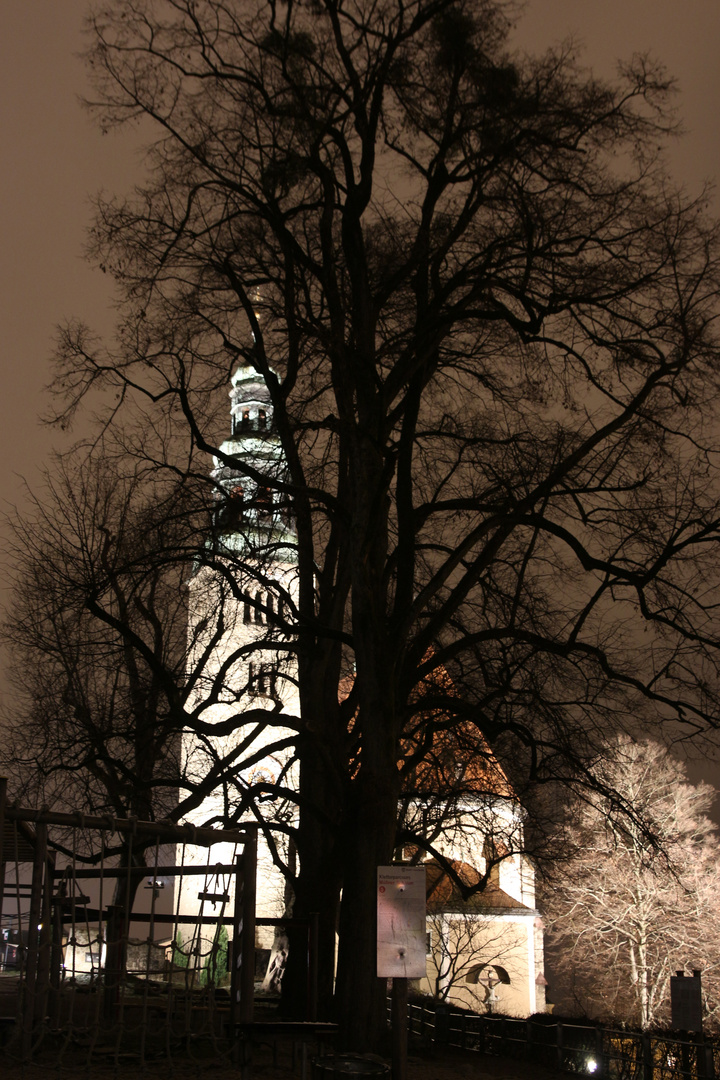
401;661;515;801
339;657;516;802
425;858;536;915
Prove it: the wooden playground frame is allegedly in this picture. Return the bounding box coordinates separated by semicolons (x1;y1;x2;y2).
0;776;262;1065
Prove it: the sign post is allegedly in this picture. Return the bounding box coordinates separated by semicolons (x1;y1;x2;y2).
377;867;427;1080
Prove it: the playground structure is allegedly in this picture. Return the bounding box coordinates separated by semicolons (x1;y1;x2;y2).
0;776;301;1070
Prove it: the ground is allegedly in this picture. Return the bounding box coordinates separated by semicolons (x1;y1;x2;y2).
2;1038;569;1080
1;972;568;1079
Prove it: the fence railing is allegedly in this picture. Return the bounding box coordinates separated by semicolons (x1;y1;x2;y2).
405;999;718;1080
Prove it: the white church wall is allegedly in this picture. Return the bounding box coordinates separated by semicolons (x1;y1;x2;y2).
422;910;541;1016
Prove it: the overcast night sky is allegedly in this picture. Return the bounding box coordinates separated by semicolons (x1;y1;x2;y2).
2;1;720;766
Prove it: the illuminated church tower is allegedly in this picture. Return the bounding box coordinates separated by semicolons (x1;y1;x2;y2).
182;365;299;925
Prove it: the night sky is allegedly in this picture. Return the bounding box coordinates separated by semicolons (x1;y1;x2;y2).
2;1;720;771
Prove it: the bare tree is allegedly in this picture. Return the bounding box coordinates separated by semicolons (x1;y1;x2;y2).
426;909;530;1012
3;456;189;826
1;449;298;899
543;739;720;1030
15;0;720;1046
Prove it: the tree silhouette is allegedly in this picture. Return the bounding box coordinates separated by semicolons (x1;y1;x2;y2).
14;0;720;1047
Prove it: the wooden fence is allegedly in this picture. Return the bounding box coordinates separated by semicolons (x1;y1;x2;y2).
405;999;718;1080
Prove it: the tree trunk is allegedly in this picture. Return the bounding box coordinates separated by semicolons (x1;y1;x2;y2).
334;784;399;1051
331;417;400;1051
284;711;344;1019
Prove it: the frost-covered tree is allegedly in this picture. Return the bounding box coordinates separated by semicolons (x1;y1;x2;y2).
545;739;720;1029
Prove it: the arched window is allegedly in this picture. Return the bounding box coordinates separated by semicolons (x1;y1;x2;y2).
248;662;277;698
216;484;244;531
255;591;264;624
466;964;511;986
483;837;507;885
258;408;267;429
243;593;252;624
255;485;272;517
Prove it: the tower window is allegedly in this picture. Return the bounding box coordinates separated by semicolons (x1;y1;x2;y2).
243;593;252;624
255;486;272;516
255;591;264;624
217;484;244;531
258;408;267;429
248;662;276;698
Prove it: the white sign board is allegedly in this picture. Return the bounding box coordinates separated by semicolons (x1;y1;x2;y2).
377;866;426;978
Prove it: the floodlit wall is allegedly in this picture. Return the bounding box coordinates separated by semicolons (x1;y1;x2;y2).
182;559;299;930
423;910;545;1017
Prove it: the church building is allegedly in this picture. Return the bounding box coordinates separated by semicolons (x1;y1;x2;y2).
181;365;545;1015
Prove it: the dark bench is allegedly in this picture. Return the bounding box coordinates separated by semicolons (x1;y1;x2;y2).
234;1020;339;1080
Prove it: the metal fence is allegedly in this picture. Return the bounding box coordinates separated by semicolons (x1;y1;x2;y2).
406;1000;718;1080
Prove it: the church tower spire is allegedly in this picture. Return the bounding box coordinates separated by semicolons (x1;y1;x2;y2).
211;365;295;558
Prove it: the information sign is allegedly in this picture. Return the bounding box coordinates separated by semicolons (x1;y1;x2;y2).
377;866;426;978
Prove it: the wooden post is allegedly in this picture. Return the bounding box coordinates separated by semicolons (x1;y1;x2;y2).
307;912;319;1022
391;976;408;1080
642;1031;654;1080
700;1036;716;1080
240;830;257;1024
22;820;48;1058
104;904;126;1027
595;1026;604;1078
49;880;64;1029
0;778;7;938
230;832;256;1075
230;857;240;1038
35;848;55;1023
